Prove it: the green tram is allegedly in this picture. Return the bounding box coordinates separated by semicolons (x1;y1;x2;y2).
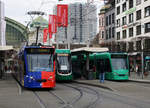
94;53;129;80
72;53;129;80
55;49;72;81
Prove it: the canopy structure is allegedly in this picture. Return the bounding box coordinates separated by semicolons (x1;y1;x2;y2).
71;47;109;55
71;47;109;80
0;46;13;51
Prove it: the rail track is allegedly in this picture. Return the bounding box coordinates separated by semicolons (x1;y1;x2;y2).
31;83;101;108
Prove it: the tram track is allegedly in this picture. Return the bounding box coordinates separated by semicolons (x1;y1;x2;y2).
48;84;84;108
63;84;83;105
33;91;47;108
66;84;101;108
31;83;101;108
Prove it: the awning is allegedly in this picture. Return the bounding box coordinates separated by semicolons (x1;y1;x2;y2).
0;46;13;51
117;36;150;42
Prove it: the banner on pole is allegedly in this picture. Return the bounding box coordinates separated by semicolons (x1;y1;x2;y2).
57;4;68;27
49;15;57;34
43;28;48;43
49;32;52;39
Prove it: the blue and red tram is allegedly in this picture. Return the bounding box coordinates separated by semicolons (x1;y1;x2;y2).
13;46;56;88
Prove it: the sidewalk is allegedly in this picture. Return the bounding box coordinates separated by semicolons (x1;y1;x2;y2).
73;78;150;92
129;72;150;83
0;74;41;108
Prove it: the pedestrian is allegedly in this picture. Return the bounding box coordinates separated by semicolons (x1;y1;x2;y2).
99;61;105;83
136;64;140;76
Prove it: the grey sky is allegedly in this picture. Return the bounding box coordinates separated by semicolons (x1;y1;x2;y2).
2;0;104;25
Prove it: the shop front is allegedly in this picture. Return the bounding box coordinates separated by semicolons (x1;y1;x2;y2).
0;46;13;79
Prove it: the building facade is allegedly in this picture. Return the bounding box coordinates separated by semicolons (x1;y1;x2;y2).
99;0;116;51
56;3;98;49
115;0;150;51
115;0;150;79
99;8;105;45
99;0;150;79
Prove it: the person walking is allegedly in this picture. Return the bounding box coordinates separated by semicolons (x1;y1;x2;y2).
136;64;140;76
99;60;105;83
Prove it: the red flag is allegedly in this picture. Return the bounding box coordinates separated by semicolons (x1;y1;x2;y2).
49;32;52;39
48;15;57;34
43;28;48;43
57;4;68;27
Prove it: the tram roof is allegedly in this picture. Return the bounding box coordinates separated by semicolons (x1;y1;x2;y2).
25;46;53;48
71;47;109;55
55;49;70;54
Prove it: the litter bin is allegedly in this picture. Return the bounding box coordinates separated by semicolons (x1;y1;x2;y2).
88;70;93;80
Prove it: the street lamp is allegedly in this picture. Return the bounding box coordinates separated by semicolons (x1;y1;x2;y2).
27;11;46;45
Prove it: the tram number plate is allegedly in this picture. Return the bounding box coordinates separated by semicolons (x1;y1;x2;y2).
61;65;67;70
36;79;47;82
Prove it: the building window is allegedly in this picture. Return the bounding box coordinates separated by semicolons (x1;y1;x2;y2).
136;25;141;35
106;30;108;40
122;16;127;25
117;0;120;4
145;6;150;17
102;18;104;26
117;32;120;40
129;0;133;9
109;15;111;25
112;27;115;38
99;18;101;26
129;27;133;37
122;2;126;12
109;27;111;39
136;0;141;6
122;30;127;38
145;22;150;33
117;19;120;27
117;6;120;15
102;31;104;38
112;13;115;24
129;13;134;23
136;10;141;20
106;16;108;26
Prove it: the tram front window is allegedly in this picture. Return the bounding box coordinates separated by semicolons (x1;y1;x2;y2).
111;58;127;70
57;56;70;71
27;54;53;72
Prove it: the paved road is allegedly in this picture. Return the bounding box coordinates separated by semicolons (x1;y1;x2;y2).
0;76;150;108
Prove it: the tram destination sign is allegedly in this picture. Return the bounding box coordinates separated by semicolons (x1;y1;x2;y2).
26;48;52;54
57;54;69;56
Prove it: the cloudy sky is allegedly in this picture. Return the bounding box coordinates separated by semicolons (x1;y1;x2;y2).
2;0;104;25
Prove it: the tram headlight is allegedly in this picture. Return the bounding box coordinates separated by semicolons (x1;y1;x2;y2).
30;76;34;80
48;76;53;80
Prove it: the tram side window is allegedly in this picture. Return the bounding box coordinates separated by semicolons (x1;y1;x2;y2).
22;55;26;75
96;59;112;73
